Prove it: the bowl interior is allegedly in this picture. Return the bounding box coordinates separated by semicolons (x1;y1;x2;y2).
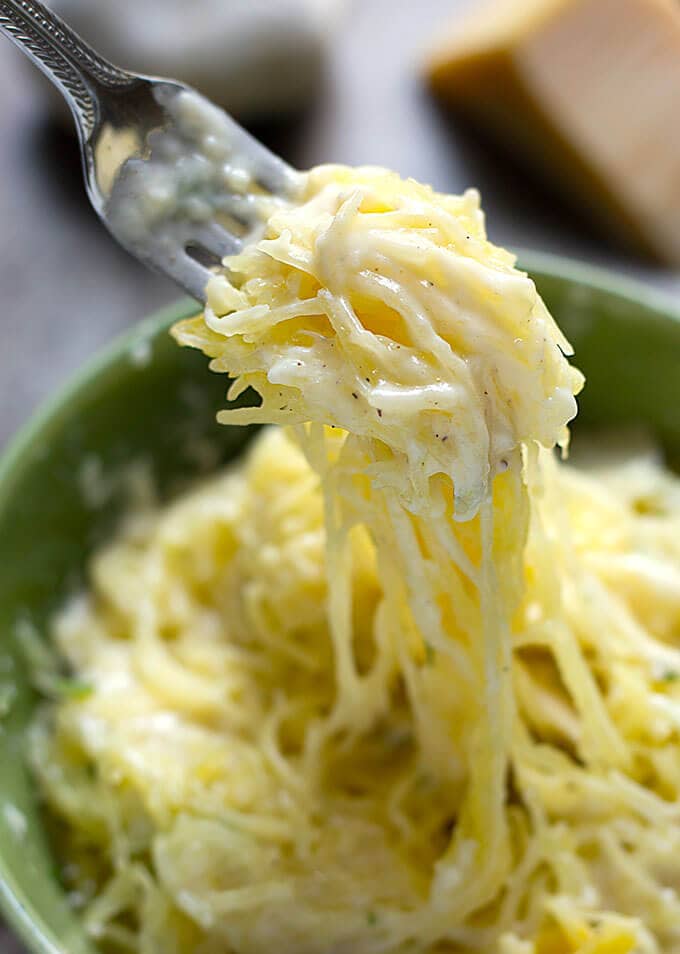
0;258;679;953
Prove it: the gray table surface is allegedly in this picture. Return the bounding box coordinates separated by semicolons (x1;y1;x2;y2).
1;0;679;950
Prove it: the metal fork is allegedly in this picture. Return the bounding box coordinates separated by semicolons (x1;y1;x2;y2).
0;0;300;301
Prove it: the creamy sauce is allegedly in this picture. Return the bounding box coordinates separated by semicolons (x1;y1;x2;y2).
196;165;582;517
107;88;302;273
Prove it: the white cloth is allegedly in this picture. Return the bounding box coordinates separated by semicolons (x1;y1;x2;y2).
49;0;346;118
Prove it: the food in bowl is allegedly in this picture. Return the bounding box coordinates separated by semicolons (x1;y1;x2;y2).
27;166;680;953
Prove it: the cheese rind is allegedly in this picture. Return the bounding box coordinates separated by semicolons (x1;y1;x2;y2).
426;0;680;264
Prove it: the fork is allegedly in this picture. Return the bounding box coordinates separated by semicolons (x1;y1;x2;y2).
0;0;300;301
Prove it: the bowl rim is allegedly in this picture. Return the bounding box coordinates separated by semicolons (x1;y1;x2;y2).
1;252;679;953
0;297;195;524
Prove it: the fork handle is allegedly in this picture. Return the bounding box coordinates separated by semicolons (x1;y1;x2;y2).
0;0;133;138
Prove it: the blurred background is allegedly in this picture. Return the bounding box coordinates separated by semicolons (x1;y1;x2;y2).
0;0;679;943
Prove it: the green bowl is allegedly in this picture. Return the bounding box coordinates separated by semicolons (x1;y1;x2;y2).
0;253;679;954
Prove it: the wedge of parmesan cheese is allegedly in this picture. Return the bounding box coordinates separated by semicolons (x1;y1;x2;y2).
425;0;680;263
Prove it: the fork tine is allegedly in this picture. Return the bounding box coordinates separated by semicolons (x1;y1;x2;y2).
189;224;243;261
161;249;216;303
222;121;299;196
214;194;265;231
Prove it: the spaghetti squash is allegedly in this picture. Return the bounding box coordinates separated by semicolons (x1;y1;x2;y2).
31;165;680;954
